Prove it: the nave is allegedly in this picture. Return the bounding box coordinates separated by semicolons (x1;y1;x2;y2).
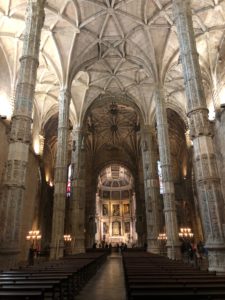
2;0;225;276
1;249;225;299
75;252;126;300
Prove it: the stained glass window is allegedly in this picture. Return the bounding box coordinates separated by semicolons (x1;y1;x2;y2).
67;165;71;197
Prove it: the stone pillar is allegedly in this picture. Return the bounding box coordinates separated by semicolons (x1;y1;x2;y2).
70;127;86;253
85;159;96;248
0;0;45;269
85;185;96;248
173;0;225;273
141;125;160;254
95;194;101;243
135;172;145;247
155;86;181;259
50;89;71;259
184;134;204;241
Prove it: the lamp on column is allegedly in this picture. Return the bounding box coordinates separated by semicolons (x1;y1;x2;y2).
157;233;167;241
64;234;72;242
179;227;194;239
26;230;42;250
157;233;167;255
64;234;72;256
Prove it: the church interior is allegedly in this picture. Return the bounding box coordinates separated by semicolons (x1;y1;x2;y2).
1;0;225;298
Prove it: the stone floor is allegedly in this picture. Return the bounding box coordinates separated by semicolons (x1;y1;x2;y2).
75;252;127;300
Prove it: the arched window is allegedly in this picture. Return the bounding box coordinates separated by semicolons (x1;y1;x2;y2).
67;165;72;197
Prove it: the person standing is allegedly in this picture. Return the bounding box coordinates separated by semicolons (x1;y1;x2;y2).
28;246;35;266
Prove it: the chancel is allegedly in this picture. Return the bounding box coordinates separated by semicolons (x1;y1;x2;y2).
1;0;225;299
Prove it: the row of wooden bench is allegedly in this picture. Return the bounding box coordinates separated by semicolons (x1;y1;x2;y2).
0;251;108;299
122;252;225;299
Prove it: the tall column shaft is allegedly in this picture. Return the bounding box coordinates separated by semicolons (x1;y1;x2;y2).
141;125;160;253
155;87;181;259
70;127;86;253
173;0;225;273
85;169;96;248
135;173;145;246
0;0;45;269
95;194;101;243
50;89;71;259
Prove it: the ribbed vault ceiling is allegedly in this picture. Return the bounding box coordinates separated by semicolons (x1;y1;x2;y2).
0;0;225;162
85;101;141;159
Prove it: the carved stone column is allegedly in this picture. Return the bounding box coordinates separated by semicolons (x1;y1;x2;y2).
155;87;181;259
95;194;101;243
141;125;160;254
135;171;145;247
173;0;225;273
184;134;204;242
85;172;96;248
0;0;45;269
50;89;71;259
70;127;86;253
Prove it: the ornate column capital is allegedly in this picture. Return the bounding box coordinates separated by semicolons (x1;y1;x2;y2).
73;125;81;133
141;124;155;135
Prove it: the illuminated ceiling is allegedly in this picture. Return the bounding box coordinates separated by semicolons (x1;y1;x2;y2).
98;164;133;189
0;0;225;166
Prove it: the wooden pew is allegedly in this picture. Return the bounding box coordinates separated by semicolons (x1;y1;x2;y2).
0;291;44;300
0;284;57;299
0;251;108;299
122;251;225;299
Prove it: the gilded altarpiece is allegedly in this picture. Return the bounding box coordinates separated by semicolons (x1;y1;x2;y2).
95;190;137;246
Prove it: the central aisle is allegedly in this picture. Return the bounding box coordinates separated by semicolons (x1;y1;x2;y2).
75;252;127;300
